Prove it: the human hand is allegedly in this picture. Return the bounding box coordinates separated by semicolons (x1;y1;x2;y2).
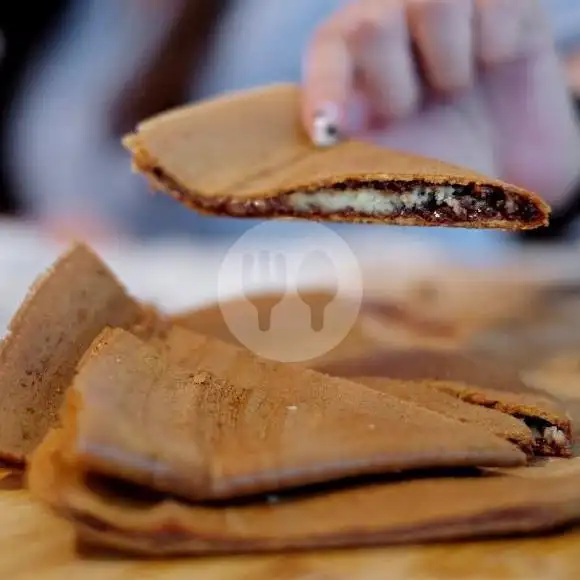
302;0;580;207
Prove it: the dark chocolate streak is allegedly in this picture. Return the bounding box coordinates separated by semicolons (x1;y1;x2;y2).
519;416;573;458
150;167;544;225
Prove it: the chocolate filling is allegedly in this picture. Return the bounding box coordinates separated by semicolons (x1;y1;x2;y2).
433;394;572;458
149;166;545;226
517;416;572;458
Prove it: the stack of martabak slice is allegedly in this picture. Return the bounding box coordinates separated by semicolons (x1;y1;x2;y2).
0;245;577;557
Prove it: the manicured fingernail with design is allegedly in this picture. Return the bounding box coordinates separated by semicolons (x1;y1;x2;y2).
312;103;341;147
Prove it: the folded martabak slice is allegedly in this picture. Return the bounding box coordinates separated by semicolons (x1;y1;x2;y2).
123;83;549;230
0;244;157;465
318;348;562;403
60;327;525;503
28;411;580;557
432;382;573;458
323;348;573;458
355;377;534;454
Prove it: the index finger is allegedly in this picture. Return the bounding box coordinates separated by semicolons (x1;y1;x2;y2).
301;23;354;146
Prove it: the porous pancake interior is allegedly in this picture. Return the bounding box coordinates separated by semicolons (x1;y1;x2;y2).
284;182;526;223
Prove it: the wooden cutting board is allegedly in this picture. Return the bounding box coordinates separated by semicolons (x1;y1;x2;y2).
1;481;579;580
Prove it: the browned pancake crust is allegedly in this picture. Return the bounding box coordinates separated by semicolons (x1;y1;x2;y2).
431;381;573;458
131;147;548;230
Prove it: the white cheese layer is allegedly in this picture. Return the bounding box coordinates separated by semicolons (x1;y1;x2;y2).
287;185;507;217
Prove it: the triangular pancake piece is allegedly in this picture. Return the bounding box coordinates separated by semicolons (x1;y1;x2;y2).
0;244;149;464
317;348;559;401
171;291;337;344
432;382;572;458
28;416;580;556
170;291;380;368
123;83;549;230
524;350;580;452
355;377;533;453
66;327;524;502
469;293;580;369
320;348;572;457
124;84;311;198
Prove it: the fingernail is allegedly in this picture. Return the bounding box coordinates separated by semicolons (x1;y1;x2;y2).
312;103;342;147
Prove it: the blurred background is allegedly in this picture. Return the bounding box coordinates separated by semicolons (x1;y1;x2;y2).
0;0;71;217
1;0;356;242
2;0;580;327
